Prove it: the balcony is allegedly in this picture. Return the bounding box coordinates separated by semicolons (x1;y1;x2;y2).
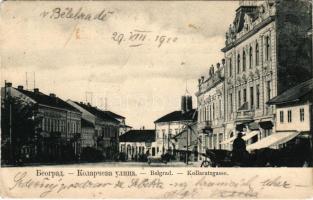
235;110;254;122
197;120;213;134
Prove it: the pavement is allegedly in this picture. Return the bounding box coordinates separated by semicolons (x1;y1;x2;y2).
2;161;200;167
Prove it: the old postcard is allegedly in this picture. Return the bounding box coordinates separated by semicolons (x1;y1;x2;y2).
0;0;313;198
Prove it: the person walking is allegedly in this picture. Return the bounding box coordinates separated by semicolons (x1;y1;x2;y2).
232;132;247;165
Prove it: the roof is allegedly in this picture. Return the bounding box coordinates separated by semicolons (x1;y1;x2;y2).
154;109;197;123
103;110;124;119
267;79;313;105
74;102;120;123
119;129;155;143
17;89;80;112
81;118;94;128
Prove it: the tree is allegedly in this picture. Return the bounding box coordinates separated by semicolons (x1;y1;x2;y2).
1;96;40;164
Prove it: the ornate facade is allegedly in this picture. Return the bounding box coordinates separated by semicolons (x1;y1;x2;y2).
196;60;225;158
221;0;312;149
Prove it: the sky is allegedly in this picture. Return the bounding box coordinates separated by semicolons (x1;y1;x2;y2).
0;1;238;129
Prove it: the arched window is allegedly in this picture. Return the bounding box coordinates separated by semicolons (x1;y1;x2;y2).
237;54;241;73
255;42;259;66
242;50;246;71
249;46;253;68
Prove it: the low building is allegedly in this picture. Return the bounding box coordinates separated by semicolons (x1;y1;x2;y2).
154;95;197;156
1;83;82;163
119;129;155;160
173;122;198;163
247;78;313;151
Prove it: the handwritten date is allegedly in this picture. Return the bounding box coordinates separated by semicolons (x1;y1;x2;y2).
112;30;178;48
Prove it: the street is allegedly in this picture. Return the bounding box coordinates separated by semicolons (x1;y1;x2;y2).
3;161;199;167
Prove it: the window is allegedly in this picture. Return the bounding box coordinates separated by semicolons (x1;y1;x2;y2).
255;42;259;66
230;93;233;113
237;54;241;73
265;36;270;61
212;103;215;119
219;99;222;118
287;110;292;123
256;84;260;109
267;81;271;101
249;46;253;68
250;86;254;109
300;108;305;122
238;90;241;107
243;50;246;72
243;88;247;103
280;111;284;123
229;58;232;76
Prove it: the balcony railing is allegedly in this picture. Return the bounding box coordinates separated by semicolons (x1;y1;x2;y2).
235;110;254;122
198;120;213;135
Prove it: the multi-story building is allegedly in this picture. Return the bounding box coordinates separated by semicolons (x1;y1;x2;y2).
196;60;226;159
1;83;82;163
221;0;312;149
119;129;155;160
153;95;197;156
67;100;120;159
102;110;132;135
81;118;95;148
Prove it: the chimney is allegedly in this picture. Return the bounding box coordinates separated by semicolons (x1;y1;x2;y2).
49;93;56;98
5;82;12;87
17;85;24;90
181;96;187;114
34;88;39;93
186;96;193;112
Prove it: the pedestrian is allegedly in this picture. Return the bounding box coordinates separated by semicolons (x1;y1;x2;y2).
232;132;247;165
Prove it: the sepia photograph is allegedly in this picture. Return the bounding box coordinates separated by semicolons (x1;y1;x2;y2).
1;0;312;169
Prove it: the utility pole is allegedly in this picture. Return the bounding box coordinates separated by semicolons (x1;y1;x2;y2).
186;125;189;165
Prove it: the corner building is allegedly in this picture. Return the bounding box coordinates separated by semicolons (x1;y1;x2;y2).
221;0;312;149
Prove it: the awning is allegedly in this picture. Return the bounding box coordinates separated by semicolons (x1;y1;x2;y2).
248;122;259;130
242;130;259;141
259;121;273;129
220;131;259;145
247;131;300;151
